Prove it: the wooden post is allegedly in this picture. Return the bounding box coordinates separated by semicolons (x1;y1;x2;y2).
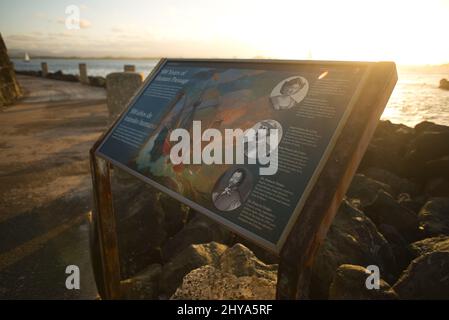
276;62;398;299
124;64;136;72
79;63;89;84
41;62;48;77
89;150;122;299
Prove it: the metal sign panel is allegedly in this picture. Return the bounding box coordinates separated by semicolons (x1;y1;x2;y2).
96;59;374;253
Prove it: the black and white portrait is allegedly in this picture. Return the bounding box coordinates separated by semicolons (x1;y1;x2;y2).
244;119;283;159
211;168;253;211
270;76;308;110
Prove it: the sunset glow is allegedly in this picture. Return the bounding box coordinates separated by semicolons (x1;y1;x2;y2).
1;0;449;64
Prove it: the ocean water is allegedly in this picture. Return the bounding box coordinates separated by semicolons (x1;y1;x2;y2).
11;58;449;127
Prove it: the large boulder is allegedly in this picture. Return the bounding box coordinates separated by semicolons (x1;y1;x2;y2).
422;156;449;181
393;251;449;299
329;264;398;300
113;181;167;277
347;174;393;208
397;193;425;214
414;121;449;135
121;264;161;299
159;193;190;237
410;236;449;257
403;131;449;180
359;120;414;173
171;265;275;300
161;215;231;262
418;197;449;237
218;244;278;279
378;224;415;272
310;200;396;298
362;167;420;198
363;191;419;241
159;242;228;297
171;244;277;300
424;177;449;197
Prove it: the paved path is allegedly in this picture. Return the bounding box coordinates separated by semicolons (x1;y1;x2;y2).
0;75;107;299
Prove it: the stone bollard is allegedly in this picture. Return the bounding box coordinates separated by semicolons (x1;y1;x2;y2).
124;64;136;72
106;72;143;183
106;72;143;122
79;63;89;85
41;62;48;77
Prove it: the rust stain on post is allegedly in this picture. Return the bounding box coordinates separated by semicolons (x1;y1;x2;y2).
89;150;122;299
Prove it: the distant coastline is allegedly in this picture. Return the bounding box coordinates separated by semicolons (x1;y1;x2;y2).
9;55;163;60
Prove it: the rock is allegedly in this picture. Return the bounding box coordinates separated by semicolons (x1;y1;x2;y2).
378;224;415;272
15;70;41;77
363;167;420;198
410;236;449;256
47;70;78;82
228;235;279;265
347;174;393;208
403;131;449;180
359;120;414;173
439;78;449;90
397;193;425;214
113;181;167;277
418;198;449;237
393;251;449;299
219;243;277;280
159;193;190;237
329;264;398;300
422;156;449;181
121;264;161;299
310;200;396;298
414;121;449;135
171;244;277;300
161;215;231;262
364;191;419;241
159;242;228;297
424;177;449;197
171;265;276;300
88;76;106;87
0;34;21;107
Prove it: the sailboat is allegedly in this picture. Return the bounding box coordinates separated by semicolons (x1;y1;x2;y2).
23;52;30;62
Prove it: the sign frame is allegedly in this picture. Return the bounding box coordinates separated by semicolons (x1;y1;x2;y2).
89;58;397;299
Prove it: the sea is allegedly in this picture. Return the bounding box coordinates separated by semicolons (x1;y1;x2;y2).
11;58;449;127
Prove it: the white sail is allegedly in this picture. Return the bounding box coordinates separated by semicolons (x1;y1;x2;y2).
24;52;30;62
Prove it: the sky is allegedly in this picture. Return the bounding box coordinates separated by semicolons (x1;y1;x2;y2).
1;0;449;64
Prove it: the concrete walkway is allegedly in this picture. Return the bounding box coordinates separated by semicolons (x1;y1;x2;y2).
0;75;107;299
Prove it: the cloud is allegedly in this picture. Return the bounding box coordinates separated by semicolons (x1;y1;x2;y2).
80;19;91;29
33;12;47;19
111;26;124;33
55;17;91;29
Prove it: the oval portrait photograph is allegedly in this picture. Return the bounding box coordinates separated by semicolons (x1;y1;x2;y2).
270;76;309;110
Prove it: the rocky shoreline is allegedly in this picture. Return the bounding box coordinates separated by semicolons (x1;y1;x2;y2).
109;119;449;300
15;69;106;88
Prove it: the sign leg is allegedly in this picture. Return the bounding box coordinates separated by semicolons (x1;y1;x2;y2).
90;152;122;299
